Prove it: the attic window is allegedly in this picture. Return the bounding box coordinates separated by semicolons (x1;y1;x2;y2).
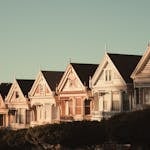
105;70;111;81
16;92;19;98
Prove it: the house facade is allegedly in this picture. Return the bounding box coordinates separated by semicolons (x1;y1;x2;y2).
29;70;64;126
131;45;150;109
91;53;141;121
57;63;98;121
5;79;34;129
0;83;12;127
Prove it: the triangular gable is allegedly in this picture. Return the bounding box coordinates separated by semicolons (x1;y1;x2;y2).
57;64;86;92
131;46;150;79
29;71;53;97
5;79;26;103
92;53;126;87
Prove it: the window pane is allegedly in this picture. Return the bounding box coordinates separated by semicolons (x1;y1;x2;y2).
85;100;90;115
112;101;119;111
76;99;81;114
103;100;107;110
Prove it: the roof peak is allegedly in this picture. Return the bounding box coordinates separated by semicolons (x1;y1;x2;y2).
107;53;141;83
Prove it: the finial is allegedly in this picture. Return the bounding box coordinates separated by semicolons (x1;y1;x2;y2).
38;65;41;71
69;58;72;63
13;73;16;81
105;43;109;51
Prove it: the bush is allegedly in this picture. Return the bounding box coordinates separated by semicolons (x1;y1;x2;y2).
1;109;150;149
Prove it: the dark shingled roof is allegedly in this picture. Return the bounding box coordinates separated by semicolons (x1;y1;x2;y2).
71;63;98;87
41;71;64;91
0;83;12;100
107;53;142;83
16;79;34;96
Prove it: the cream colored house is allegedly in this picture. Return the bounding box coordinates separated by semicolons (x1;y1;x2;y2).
5;79;34;129
57;63;98;121
28;70;64;126
0;83;12;127
91;53;141;121
131;45;150;110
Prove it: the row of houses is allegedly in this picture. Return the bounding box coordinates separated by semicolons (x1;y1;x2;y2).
0;45;150;129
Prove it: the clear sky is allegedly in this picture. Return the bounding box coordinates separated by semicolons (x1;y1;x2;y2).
0;0;150;82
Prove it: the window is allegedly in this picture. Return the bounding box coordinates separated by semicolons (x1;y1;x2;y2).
76;98;81;114
105;70;111;81
65;100;73;116
65;101;69;116
112;101;120;111
103;100;107;110
17;108;25;124
135;88;139;104
21;109;25;123
93;93;99;111
112;92;120;111
69;100;73;115
52;105;58;120
0;115;3;126
16;92;19;98
144;88;150;104
85;99;91;115
122;91;129;111
45;104;50;119
26;110;30;124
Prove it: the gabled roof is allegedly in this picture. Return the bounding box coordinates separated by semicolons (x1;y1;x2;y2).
41;71;64;91
131;46;150;79
108;53;141;83
71;63;98;87
16;79;34;96
0;83;12;100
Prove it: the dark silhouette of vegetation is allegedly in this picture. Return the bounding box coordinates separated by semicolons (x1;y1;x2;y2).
26;121;106;148
0;109;150;149
107;109;150;148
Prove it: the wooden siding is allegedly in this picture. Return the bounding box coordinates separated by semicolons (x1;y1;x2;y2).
141;59;150;74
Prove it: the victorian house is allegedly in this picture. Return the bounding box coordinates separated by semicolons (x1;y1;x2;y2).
131;45;150;109
91;53;141;121
57;63;98;121
0;83;12;127
28;70;64;126
5;79;34;129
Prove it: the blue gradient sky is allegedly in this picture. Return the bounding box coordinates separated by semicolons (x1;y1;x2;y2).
0;0;150;82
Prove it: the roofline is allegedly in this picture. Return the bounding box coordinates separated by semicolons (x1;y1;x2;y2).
106;53;127;85
41;70;64;73
70;62;99;65
107;52;141;57
131;46;150;79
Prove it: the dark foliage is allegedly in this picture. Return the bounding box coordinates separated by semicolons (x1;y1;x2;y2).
0;109;150;149
107;109;150;145
26;121;106;147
